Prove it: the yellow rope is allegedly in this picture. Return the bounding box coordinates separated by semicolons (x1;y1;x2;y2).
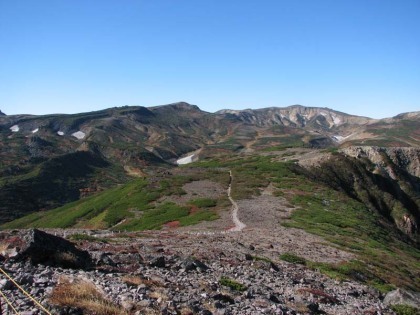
0;288;20;314
0;267;52;315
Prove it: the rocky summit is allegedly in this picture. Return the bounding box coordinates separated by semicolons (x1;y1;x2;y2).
0;103;419;314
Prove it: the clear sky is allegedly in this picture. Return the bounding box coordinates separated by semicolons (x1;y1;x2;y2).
0;0;419;118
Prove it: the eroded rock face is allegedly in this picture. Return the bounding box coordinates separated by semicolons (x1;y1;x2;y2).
0;229;92;269
344;146;420;236
300;147;419;243
341;146;420;178
401;214;418;236
340;146;420;241
218;105;374;128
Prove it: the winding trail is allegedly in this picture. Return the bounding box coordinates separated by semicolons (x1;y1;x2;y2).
227;170;246;232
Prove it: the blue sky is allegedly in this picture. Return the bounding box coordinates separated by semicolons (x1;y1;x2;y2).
0;0;419;118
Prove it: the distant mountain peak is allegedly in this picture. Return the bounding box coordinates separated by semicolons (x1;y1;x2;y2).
393;111;420;119
171;102;201;111
151;102;201;111
217;105;374;128
0;110;5;116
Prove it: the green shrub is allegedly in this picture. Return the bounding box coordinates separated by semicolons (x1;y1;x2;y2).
252;256;273;263
279;253;306;265
219;277;247;292
188;198;217;208
179;210;219;226
68;233;108;243
391;304;419;315
118;202;189;231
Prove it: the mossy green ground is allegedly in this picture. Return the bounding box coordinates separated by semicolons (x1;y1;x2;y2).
390;304;420;315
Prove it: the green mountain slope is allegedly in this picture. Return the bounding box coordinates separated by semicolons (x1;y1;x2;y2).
2;167;228;230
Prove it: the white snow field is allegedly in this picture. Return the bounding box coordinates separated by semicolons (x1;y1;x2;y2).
71;131;86;139
176;154;196;165
10;125;19;132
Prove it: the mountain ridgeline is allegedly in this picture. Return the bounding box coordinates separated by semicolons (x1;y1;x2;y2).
0;102;419;244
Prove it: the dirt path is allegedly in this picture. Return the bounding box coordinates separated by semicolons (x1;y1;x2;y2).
227;170;246;232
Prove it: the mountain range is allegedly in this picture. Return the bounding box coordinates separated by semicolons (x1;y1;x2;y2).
0;102;419;225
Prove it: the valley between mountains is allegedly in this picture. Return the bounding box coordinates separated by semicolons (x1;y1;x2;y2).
0;103;419;314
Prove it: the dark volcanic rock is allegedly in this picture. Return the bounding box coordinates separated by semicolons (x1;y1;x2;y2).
91;252;116;266
149;255;166;268
307;302;321;313
0;110;5;116
269;293;282;303
1;229;92;269
181;257;210;272
245;253;253;261
270;261;280;272
213;293;235;304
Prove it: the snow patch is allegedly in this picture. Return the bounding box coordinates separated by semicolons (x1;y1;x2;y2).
332;135;345;142
32;128;39;134
10;125;19;132
177;154;197;165
320;112;328;117
220;109;241;115
71;131;86;140
57;131;65;136
331;115;341;125
332;134;353;142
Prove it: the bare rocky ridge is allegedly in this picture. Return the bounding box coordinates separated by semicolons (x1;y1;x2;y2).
217;105;374;129
0;229;395;314
387;111;420;121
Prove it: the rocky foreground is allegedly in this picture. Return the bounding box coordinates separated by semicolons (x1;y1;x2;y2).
1;229;417;315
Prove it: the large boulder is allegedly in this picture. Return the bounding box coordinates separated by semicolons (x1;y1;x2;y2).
180;257;209;272
0;229;92;269
383;288;420;309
